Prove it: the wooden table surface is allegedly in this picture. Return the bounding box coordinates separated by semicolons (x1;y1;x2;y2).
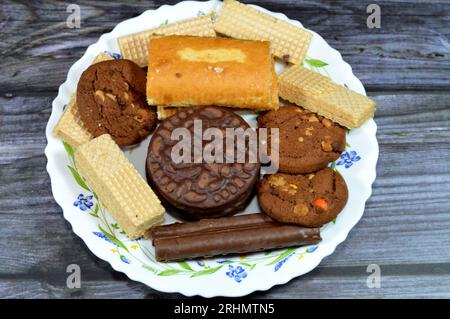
1;0;449;299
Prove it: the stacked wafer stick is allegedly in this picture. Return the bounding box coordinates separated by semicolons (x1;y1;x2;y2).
119;14;216;68
215;0;312;64
278;66;375;128
75;135;164;239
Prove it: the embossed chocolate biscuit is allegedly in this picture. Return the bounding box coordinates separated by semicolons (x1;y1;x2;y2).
258;168;348;227
146;106;260;220
77;59;157;146
257;105;346;174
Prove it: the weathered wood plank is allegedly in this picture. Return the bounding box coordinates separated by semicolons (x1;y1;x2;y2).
255;272;450;298
1;270;450;298
0;0;449;92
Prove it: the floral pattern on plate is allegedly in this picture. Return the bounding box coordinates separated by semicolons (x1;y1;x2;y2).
337;151;361;168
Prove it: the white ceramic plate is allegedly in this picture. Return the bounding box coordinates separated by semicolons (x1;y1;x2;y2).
45;0;378;297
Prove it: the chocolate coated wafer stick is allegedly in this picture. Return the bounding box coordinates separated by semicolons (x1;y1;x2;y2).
151;213;273;242
152;213;321;261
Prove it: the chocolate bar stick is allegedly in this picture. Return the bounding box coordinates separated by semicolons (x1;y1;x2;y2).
151;213;273;242
152;213;321;261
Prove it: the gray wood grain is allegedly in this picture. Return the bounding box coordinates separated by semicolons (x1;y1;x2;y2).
0;0;449;92
0;0;449;299
1;271;450;298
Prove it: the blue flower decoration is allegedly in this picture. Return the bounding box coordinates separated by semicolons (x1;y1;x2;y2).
92;232;118;247
306;246;318;253
74;194;94;211
120;255;130;264
226;265;247;283
274;253;294;272
104;51;122;59
336;150;361;168
197;260;205;267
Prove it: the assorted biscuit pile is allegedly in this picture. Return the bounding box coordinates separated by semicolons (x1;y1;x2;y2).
53;0;375;261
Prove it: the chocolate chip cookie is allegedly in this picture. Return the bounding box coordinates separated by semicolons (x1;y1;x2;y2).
257;105;346;174
258;168;348;227
146;106;260;220
77;59;157;146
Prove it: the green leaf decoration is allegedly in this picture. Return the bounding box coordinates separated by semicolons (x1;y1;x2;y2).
332;217;337;224
238;262;252;267
160;19;168;26
142;264;158;274
63;142;74;159
267;247;297;265
67;165;90;192
98;225;129;253
111;223;120;229
178;261;193;271
215;260;233;265
158;269;185;276
345;142;351;149
306;58;328;68
190;265;223;277
89;203;99;218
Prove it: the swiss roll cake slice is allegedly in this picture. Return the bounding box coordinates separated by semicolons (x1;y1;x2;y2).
146;35;279;110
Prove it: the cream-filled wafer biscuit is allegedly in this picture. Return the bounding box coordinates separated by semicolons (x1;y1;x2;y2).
147;35;278;110
118;14;216;67
74;134;164;239
277;65;335;96
318;85;376;128
92;52;115;63
53;53;114;148
214;0;312;64
53;94;93;148
278;65;376;128
157;106;180;120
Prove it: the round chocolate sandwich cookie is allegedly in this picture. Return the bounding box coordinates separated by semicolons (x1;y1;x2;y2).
146;106;260;220
77;59;157;146
257;105;346;174
258;168;348;227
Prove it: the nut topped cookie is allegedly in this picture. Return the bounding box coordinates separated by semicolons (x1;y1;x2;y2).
146;106;260;220
258;168;348;227
257;105;346;174
77;59;157;146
